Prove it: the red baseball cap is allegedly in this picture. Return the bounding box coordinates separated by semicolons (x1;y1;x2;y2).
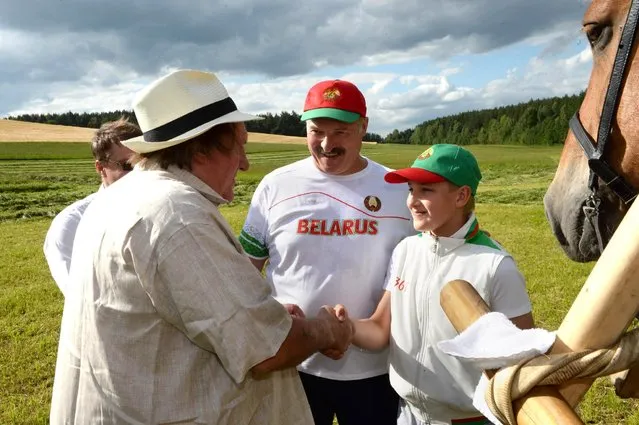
384;145;482;195
384;168;448;185
300;80;367;123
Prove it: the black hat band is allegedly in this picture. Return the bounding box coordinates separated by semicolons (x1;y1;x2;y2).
143;97;237;142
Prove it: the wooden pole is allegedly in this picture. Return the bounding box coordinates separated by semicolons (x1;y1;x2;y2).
440;279;584;425
551;198;639;406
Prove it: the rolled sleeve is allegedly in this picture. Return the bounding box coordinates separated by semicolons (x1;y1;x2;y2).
145;222;292;384
239;179;270;259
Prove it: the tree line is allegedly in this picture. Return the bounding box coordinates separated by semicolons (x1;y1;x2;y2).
6;91;584;145
382;92;585;145
5;109;384;143
7;110;137;130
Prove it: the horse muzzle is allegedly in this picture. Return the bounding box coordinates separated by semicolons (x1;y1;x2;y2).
543;189;610;263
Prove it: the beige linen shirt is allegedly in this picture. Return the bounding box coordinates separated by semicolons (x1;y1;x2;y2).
50;165;313;424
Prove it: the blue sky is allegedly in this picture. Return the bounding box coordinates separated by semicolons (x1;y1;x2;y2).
0;0;592;135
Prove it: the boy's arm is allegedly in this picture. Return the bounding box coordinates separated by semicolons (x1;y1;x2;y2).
491;257;535;329
337;290;391;351
335;238;402;352
510;312;534;330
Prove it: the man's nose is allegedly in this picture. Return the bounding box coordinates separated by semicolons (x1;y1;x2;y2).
239;153;249;171
320;135;336;152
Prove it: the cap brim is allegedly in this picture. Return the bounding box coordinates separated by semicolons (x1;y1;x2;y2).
301;108;361;123
384;168;448;184
122;111;262;154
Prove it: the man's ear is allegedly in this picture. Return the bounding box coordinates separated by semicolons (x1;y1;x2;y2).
191;151;209;167
95;160;105;177
360;117;369;136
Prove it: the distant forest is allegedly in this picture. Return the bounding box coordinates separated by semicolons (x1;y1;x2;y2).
384;92;585;145
6;91;584;145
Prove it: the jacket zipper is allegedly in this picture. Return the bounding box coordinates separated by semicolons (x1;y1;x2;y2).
415;235;440;414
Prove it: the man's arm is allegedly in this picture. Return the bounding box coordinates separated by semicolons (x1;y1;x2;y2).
251;306;353;378
153;218;352;383
43;200;88;296
249;257;267;272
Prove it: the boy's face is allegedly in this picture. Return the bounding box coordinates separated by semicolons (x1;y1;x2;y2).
406;181;470;236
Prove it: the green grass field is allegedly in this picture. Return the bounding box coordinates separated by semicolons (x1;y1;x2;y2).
1;142;638;424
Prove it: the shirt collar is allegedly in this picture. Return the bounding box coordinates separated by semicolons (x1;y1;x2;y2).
423;213;479;255
168;165;228;205
449;212;478;240
136;162;228;205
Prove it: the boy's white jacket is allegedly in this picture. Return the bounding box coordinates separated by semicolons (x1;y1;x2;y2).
386;213;532;424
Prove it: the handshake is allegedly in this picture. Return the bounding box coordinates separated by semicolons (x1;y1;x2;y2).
284;303;355;360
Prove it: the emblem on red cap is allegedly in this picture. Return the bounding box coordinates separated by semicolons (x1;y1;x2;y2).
323;87;341;102
364;195;381;212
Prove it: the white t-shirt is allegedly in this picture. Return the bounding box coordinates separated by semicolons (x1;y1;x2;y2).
240;156;415;380
43;191;98;297
386;214;532;424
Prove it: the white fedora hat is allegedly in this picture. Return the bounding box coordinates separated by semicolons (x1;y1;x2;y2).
122;69;261;153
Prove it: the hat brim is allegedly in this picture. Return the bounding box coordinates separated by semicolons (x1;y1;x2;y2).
384;168;448;184
122;111;263;154
301;108;361;123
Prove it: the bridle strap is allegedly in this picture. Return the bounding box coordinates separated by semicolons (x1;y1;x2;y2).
596;0;639;152
570;0;639;205
570;114;637;204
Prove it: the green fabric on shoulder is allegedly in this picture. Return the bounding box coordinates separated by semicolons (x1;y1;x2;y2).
466;230;501;251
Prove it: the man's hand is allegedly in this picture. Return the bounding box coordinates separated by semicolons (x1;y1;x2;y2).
317;305;354;359
251;304;356;377
283;303;306;318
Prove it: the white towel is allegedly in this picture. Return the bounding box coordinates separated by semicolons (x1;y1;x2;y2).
437;312;556;424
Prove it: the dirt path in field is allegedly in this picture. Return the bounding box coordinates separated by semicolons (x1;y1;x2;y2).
0;119;309;144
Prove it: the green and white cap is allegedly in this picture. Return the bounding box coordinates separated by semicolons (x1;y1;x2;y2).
384;144;482;195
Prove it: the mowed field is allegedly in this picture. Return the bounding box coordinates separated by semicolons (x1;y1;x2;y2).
1;123;639;424
0;118;310;144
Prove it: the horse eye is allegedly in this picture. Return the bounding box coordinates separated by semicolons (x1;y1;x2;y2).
584;23;611;50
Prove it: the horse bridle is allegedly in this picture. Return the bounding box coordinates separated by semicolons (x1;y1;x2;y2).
569;0;639;252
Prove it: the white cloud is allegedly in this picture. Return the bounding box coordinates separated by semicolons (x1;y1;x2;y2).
7;44;592;136
1;0;591;137
564;47;593;68
441;67;462;77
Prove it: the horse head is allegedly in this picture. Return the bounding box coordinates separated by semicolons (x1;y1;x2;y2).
545;0;639;262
